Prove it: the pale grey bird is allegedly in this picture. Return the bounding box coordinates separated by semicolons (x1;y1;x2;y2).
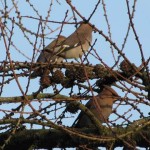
31;22;93;78
73;85;120;128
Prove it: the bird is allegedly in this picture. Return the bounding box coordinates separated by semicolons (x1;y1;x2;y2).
30;35;66;78
30;22;93;78
72;85;120;128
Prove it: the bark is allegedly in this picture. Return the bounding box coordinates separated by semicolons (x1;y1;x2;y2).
0;125;150;150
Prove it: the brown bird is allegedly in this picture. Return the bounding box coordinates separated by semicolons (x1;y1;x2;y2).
73;85;120;128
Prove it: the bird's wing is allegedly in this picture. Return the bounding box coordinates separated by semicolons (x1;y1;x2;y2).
54;31;87;54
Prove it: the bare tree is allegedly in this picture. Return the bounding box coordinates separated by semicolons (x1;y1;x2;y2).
0;0;149;150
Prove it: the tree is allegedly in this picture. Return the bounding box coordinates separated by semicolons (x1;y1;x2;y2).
0;0;149;149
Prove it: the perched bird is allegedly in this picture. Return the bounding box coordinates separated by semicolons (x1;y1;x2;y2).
31;22;93;78
73;85;120;128
30;35;66;78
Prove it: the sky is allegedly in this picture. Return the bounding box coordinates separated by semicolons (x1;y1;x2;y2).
0;0;150;149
